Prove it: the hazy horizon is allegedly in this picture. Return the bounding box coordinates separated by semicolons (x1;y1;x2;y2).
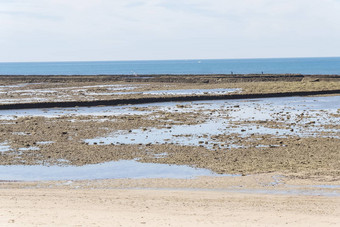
1;56;340;64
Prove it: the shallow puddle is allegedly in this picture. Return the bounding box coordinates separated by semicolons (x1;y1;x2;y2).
0;142;12;154
0;97;50;104
113;88;240;95
84;119;293;148
0;160;225;181
221;188;340;197
0;105;150;120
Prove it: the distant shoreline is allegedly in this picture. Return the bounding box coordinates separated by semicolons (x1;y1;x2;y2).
1;73;340;76
1;74;340;85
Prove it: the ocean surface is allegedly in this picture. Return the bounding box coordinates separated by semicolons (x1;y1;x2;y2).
0;57;339;75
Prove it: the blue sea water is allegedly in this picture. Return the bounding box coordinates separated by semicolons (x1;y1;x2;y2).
0;57;339;75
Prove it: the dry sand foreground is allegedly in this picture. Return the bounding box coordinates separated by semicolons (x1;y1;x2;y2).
1;174;340;227
0;188;339;227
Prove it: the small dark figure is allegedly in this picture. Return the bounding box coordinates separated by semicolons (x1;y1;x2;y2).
231;71;233;75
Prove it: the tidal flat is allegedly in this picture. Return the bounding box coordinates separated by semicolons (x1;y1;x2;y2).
0;75;339;182
1;75;340;226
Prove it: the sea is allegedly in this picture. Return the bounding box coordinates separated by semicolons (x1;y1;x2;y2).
0;57;339;75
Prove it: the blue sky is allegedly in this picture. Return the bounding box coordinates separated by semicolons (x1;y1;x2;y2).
0;0;340;62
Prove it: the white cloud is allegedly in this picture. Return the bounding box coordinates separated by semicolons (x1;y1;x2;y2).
0;0;339;61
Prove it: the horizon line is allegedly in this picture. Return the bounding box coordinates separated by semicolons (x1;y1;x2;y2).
0;56;339;64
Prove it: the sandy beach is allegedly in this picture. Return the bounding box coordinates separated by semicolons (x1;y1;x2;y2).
1;181;339;226
1;171;339;226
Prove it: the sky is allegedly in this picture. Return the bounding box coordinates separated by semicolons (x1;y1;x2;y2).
0;0;340;62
